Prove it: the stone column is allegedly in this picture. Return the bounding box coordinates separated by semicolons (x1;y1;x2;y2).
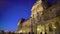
46;24;49;34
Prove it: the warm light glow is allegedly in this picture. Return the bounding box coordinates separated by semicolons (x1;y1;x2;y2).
37;25;44;32
52;23;56;29
31;0;42;11
53;25;56;29
37;28;40;31
19;30;23;33
53;26;56;29
31;0;43;18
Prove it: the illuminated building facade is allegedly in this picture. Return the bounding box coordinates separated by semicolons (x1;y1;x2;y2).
17;0;60;34
17;18;32;34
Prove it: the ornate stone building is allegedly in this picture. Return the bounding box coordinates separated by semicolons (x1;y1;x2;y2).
17;0;60;34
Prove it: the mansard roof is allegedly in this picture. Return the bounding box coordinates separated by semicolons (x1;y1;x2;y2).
42;3;60;21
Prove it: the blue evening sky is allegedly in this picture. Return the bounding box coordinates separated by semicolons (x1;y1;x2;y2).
0;0;57;32
0;0;37;31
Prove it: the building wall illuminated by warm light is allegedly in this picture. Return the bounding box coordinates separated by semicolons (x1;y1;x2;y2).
17;18;32;33
17;0;60;34
17;0;43;33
